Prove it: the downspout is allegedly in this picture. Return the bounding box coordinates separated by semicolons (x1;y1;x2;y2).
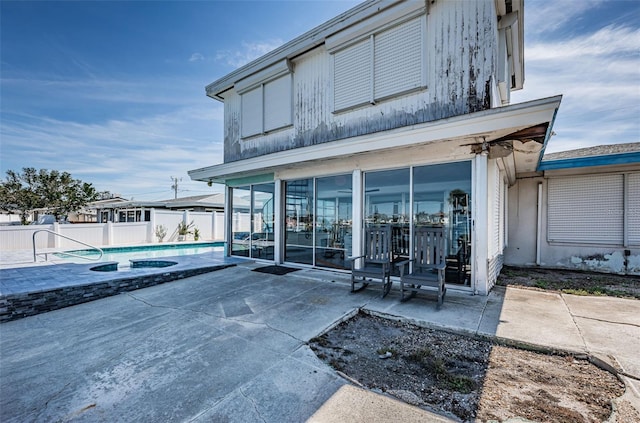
536;182;542;266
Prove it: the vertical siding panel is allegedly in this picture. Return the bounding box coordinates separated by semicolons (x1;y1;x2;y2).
223;1;498;163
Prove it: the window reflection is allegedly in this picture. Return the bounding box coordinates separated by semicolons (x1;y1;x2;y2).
315;175;352;269
230;183;275;259
364;168;410;275
285;179;314;265
413;162;472;285
231;187;251;257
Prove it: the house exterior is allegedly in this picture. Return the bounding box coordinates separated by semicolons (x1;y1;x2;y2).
506;142;640;275
94;194;225;223
189;0;562;295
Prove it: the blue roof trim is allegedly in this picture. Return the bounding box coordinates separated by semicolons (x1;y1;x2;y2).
538;151;640;171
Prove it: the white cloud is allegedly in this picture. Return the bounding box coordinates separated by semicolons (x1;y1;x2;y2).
512;23;640;154
1;104;225;200
215;39;284;68
525;0;605;36
189;52;204;62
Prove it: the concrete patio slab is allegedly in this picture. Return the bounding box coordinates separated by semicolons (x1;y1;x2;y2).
1;262;638;422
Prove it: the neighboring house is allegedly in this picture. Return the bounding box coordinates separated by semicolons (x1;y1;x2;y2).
94;194;225;223
506;142;640;275
68;196;130;223
189;0;562;295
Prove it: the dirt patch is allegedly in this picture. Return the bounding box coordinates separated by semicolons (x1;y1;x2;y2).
309;312;625;422
497;266;640;299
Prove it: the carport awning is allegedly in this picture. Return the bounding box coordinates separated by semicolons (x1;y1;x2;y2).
189;95;561;185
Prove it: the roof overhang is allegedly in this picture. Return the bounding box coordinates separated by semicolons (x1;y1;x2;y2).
189;95;562;185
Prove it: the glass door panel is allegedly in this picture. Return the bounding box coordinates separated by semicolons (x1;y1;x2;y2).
252;183;275;259
315;174;352;269
364;168;410;274
231;186;252;257
284;179;314;265
413;162;472;285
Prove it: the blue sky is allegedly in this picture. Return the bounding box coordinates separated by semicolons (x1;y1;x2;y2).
1;0;639;201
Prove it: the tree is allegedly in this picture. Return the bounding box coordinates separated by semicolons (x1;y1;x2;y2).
0;168;101;224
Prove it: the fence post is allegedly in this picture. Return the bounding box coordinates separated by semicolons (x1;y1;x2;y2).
149;208;156;243
53;222;60;248
183;210;190;241
106;221;113;246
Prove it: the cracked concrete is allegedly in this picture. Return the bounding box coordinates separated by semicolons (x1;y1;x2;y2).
1;263;639;422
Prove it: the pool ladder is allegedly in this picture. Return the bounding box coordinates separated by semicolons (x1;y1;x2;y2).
32;229;104;262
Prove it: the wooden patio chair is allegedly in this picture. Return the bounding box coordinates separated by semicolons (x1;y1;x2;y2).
396;227;446;305
348;224;392;298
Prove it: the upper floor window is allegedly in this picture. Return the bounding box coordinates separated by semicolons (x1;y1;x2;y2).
332;16;426;112
238;60;293;138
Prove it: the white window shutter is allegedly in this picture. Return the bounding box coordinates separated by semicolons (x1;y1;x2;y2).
547;175;624;244
241;86;263;137
627;173;640;245
334;38;372;111
264;74;292;132
374;17;423;100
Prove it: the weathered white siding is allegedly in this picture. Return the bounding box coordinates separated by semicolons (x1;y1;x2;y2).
223;0;499;163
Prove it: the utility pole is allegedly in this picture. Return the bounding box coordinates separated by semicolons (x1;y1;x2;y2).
170;176;182;199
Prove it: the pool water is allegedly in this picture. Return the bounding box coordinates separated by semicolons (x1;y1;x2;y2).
54;242;224;267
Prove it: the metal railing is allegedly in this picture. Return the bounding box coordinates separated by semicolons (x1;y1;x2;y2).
32;229;104;262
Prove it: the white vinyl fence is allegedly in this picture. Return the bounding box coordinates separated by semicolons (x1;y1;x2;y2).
0;209;223;252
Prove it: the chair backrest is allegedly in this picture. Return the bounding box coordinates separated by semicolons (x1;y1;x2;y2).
363;224;392;262
413;227;445;270
392;225;410;258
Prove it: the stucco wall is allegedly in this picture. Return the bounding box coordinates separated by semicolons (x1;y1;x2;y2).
505;173;640;275
505;177;539;266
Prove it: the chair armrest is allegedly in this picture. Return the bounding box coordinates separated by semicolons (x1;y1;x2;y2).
434;262;446;270
366;259;390;265
395;259;411;268
347;255;365;262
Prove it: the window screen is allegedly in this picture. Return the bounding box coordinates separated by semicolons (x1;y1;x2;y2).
547;175;624;244
264;74;292;132
241;87;263;138
334;38;372;111
374;17;423;99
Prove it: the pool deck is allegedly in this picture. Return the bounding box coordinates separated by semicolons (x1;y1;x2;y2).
0;248;248;322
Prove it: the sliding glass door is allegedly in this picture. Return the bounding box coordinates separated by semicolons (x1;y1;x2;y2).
284;179;314;265
284;174;352;269
413;162;471;285
363;161;472;285
230;183;275;259
315;175;352;269
364;168;410;274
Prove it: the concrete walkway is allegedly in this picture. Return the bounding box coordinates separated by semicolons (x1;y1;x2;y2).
1;262;638;422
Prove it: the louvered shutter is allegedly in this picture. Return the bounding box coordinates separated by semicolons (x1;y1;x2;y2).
334;38;372;111
547;175;624;244
241;87;263;137
374;17;423;100
628;173;640;245
264;74;292;131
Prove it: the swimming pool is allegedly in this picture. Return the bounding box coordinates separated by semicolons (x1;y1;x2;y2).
54;242;224;266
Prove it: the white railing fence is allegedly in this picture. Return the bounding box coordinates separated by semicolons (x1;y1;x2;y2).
0;209;223;252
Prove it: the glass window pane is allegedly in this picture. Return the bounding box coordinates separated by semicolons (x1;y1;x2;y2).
252;183;275;260
364;168;410;274
413;161;472;285
315;174;352;270
231;187;251;257
285;179;314;265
